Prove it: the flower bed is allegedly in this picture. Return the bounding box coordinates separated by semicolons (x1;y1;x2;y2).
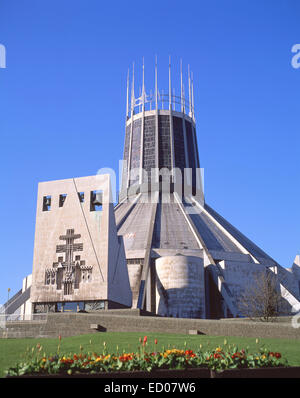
5;336;290;378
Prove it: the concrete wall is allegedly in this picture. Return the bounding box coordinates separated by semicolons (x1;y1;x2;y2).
20;275;32;317
2;312;300;340
155;255;205;318
218;260;267;309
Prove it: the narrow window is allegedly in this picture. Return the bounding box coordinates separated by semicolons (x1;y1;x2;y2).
43;195;51;211
90;190;103;211
59;194;67;207
78;192;84;203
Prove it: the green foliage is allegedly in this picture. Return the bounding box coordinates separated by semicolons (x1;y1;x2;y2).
1;332;299;377
5;337;288;376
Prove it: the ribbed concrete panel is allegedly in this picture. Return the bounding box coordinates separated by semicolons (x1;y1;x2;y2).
183;201;242;253
204;203;276;264
115;200;137;227
152;195;200;250
117;194;155;251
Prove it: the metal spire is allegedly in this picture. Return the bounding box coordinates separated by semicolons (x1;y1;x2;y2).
131;62;135;115
142;57;145;111
126;68;129;118
169;55;172;110
191;70;194;120
183;82;185;113
180;58;184;113
155;55;158;110
173;88;176;112
188;64;192;117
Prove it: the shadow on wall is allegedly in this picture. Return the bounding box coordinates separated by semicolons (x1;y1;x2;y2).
156;274;203;319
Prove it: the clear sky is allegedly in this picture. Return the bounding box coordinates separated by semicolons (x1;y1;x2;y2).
0;0;299;304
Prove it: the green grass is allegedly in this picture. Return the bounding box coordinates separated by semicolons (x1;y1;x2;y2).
1;332;300;377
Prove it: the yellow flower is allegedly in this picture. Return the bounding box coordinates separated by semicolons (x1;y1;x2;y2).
261;355;266;360
216;347;222;352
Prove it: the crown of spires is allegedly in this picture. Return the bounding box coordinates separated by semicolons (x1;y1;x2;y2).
126;56;195;121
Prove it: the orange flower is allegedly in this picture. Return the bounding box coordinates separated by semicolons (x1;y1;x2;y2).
119;353;133;362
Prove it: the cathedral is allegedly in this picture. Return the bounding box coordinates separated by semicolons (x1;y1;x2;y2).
4;59;300;320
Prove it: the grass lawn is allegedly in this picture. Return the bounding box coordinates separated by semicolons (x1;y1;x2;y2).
1;332;300;377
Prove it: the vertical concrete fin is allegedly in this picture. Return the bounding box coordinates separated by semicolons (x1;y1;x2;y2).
137;192;159;309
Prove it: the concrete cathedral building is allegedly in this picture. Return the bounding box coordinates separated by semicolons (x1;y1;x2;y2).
3;59;300;320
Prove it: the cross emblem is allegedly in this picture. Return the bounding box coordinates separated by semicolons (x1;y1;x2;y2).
45;228;92;295
55;229;83;284
56;228;83;268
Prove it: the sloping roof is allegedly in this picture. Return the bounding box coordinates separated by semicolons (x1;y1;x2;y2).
115;193;276;265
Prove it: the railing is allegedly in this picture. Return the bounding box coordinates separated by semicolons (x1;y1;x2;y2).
130;92;195;118
1;288;31;316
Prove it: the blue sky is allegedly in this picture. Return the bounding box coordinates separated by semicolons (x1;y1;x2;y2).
0;0;299;304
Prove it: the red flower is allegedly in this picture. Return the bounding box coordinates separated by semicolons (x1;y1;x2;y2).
119;354;133;362
143;336;147;346
275;352;281;359
58;335;62;342
154;339;158;345
185;350;195;357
